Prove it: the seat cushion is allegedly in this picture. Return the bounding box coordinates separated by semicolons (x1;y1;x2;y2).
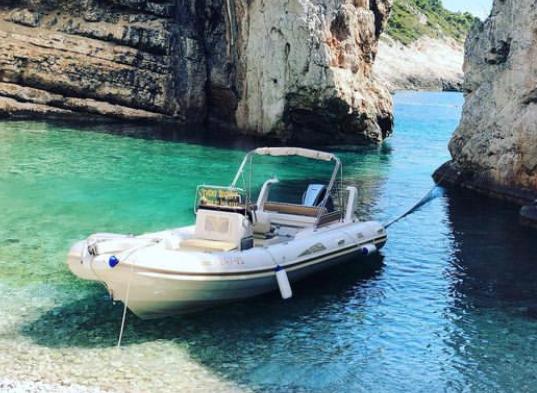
180;238;237;252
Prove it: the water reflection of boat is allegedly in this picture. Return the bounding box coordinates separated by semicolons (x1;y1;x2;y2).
67;148;387;319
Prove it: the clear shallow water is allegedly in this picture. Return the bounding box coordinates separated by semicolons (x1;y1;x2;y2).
1;92;536;392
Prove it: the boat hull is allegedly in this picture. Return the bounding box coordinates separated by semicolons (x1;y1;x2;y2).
67;221;387;319
106;247;380;319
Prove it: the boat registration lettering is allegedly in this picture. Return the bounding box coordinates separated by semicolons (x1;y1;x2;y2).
221;256;245;266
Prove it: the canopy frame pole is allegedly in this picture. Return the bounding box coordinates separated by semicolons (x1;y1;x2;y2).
230;148;342;223
231;151;254;188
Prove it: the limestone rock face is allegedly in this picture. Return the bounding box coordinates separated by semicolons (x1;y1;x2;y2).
0;0;393;144
234;0;394;143
374;35;464;92
446;0;537;195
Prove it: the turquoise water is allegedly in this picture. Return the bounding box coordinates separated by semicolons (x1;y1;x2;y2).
1;92;536;392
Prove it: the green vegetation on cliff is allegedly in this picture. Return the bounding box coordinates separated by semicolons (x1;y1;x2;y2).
386;0;478;45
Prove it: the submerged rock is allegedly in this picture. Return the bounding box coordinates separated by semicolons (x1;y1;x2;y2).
0;0;393;144
435;0;537;228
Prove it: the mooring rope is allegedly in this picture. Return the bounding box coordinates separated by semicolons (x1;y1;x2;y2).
384;184;445;228
383;167;450;229
117;269;133;349
116;242;157;349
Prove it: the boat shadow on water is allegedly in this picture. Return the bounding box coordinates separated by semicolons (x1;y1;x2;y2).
20;254;385;351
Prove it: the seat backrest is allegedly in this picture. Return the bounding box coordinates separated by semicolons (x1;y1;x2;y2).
195;209;252;246
263;202;326;217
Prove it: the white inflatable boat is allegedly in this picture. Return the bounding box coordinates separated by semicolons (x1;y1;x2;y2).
67;147;387;319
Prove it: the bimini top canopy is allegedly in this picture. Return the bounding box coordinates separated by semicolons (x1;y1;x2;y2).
253;147;336;162
231;147;341;189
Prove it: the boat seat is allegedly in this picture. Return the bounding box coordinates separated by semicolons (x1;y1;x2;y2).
180;238;237;252
263;202;326;217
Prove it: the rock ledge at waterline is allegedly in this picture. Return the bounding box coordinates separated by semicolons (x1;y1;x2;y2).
0;0;393;144
434;0;537;228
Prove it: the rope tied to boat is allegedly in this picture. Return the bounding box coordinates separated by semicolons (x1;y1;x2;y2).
384;184;445;229
114;241;159;349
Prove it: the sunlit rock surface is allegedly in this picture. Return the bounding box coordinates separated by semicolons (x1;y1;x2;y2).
374;35;464;92
0;0;393;144
435;0;537;222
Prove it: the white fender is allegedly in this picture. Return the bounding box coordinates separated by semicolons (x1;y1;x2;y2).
275;266;293;299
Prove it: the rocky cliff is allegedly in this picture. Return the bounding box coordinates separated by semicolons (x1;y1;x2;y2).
434;0;537;227
374;0;475;92
375;35;463;92
0;0;394;144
